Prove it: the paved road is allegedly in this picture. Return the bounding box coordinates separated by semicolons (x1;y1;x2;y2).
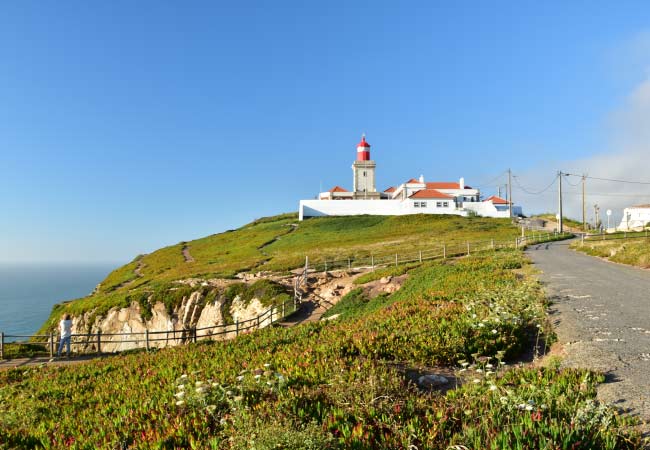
527;239;650;426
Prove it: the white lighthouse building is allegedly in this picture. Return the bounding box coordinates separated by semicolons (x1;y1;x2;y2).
298;135;523;220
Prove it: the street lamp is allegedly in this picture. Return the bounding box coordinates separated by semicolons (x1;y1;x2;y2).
606;209;611;232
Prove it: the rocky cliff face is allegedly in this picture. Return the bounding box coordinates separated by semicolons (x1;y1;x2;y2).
67;289;280;353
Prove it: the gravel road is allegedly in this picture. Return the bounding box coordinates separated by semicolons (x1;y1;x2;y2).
527;239;650;428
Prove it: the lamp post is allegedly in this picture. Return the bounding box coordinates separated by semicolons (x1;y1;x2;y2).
606;209;611;232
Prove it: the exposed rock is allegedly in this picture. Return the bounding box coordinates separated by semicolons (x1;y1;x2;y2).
418;374;449;389
379;276;392;284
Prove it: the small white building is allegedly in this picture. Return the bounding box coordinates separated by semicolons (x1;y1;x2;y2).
298;135;523;220
617;204;650;231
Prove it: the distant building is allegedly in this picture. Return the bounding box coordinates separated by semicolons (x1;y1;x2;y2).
299;135;523;220
618;204;650;231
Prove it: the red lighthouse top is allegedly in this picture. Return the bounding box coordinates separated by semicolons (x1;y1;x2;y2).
356;134;371;161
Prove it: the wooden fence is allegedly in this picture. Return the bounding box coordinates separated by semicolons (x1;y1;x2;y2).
0;230;570;360
0;297;298;360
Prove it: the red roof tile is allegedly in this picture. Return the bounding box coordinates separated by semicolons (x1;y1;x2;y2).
329;186;349;193
409;189;454;199
485;195;509;204
406;178;422;184
384;186;396;193
425;182;472;190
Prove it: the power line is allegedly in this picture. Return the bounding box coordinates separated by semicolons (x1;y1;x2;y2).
473;170;508;188
512;175;558;195
565;173;650;186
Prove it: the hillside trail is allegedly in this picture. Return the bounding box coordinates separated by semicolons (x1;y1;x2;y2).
527;239;650;433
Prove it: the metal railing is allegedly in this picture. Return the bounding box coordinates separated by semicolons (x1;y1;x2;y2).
0;297;299;360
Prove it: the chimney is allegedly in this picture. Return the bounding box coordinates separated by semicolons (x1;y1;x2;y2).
419;174;424;183
459;177;465;189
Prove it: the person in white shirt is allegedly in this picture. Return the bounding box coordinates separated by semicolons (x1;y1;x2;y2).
57;314;73;358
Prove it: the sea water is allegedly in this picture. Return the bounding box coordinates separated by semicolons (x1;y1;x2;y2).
0;263;118;339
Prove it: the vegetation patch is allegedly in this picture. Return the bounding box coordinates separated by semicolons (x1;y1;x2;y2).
3;250;641;448
573;236;650;268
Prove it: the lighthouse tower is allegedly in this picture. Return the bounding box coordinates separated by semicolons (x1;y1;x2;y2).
352;135;380;199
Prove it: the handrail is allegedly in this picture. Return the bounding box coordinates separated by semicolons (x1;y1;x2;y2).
0;297;297;360
0;231;570;360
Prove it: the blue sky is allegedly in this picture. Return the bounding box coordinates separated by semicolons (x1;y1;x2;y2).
1;1;649;263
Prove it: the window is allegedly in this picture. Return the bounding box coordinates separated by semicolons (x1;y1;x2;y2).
443;202;449;207
436;202;442;207
414;202;420;208
421;202;427;207
363;171;367;176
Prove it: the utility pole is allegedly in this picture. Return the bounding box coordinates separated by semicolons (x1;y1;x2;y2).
508;169;513;219
594;204;600;230
581;175;586;231
558;171;563;233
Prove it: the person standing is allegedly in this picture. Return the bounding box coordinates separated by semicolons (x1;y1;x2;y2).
57;313;73;358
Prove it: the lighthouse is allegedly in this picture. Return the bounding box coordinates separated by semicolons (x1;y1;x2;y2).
352;134;380;199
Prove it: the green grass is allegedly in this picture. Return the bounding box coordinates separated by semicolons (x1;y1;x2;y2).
39;214;531;333
1;251;642;448
573;235;650;268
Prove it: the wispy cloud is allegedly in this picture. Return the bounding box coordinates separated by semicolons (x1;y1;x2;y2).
515;74;650;226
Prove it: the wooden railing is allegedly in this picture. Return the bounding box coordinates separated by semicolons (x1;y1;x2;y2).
305;231;571;273
1;231;571;361
0;297;298;360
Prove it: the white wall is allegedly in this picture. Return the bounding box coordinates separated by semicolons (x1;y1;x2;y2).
618;207;650;230
463;202;523;218
299;199;468;220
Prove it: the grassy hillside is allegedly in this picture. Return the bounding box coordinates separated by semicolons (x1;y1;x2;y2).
573;233;650;268
2;251;641;448
40;214;526;332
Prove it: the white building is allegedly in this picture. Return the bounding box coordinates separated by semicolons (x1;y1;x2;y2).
617;204;650;231
299;136;523;220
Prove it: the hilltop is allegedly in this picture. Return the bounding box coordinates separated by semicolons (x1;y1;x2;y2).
39;213;523;332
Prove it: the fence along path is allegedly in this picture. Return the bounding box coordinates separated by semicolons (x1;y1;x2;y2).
0;230;567;363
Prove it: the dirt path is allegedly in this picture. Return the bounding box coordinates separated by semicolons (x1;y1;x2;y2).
527;239;650;430
182;245;195;263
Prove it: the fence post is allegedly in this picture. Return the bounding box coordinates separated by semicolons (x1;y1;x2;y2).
581;234;585;245
282;301;285;318
371;255;374;271
0;332;4;359
49;332;55;358
443;244;446;259
192;328;197;343
270;309;273;324
491;239;494;250
467;242;470;256
419;250;422;263
257;315;260;329
236;320;239;337
515;238;519;248
145;329;150;351
395;254;398;267
97;330;102;355
348;258;351;269
324;261;327;273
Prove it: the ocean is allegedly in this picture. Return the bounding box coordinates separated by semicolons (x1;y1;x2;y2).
0;263;118;340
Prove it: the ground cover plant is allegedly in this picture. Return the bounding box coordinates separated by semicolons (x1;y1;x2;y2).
572;233;650;268
37;214;540;334
1;251;642;449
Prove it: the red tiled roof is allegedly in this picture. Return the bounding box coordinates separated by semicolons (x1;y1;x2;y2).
485;195;509;204
329;186;349;193
357;135;370;148
384;186;396;193
425;182;472;190
406;178;422;184
631;204;650;208
409;189;454;199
